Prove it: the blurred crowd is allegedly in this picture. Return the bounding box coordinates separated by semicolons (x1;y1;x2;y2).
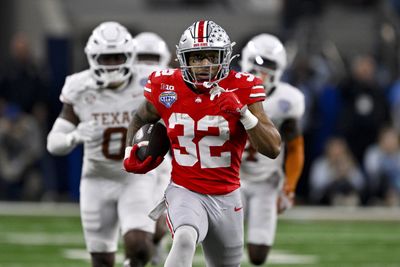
0;33;59;201
1;1;400;207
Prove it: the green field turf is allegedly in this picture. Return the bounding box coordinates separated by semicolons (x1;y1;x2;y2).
0;214;399;267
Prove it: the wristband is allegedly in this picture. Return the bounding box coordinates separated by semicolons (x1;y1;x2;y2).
124;146;133;159
240;109;259;130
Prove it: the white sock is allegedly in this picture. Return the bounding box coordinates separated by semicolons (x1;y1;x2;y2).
164;225;198;267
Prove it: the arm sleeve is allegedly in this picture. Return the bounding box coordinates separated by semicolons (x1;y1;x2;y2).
247;84;266;105
284;135;304;193
235;75;266;106
46;118;77;156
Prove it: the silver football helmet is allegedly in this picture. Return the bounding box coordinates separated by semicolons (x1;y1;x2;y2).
134;32;171;68
176;20;234;89
85;21;136;86
241;33;287;92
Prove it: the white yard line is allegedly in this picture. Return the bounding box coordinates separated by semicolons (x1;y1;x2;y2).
63;248;318;265
2;233;83;245
0;202;80;216
280;206;400;221
1;202;399;221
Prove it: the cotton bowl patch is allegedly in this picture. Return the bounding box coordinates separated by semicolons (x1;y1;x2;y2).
159;91;177;108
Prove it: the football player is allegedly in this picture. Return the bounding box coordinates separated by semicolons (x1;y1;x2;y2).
123;20;281;267
46;22;156;267
134;32;171;68
240;33;305;265
133;31;172;265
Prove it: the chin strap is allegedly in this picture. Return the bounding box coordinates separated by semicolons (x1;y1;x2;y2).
203;81;217;89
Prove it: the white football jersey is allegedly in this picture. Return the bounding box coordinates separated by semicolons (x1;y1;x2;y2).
135;64;163;88
60;70;145;180
240;81;305;182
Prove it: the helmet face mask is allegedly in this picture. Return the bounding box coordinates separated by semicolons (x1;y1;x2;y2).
136;53;161;65
181;49;224;86
241;34;287;93
85;21;136;87
96;53;129;65
249;56;279;92
176;20;233;91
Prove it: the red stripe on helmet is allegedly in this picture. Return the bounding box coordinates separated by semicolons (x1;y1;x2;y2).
197;20;205;43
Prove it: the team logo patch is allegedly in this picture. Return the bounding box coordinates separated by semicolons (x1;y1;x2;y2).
159;91;177;108
84;92;96;105
161;83;175;91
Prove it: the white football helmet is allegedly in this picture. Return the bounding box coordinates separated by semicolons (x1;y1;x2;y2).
134;32;171;68
85;21;136;86
241;33;287;92
176;20;234;89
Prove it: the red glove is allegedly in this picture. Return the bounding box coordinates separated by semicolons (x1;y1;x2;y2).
123;145;164;174
210;86;244;117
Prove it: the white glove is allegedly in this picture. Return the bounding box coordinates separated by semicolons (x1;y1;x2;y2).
277;190;294;214
67;120;103;145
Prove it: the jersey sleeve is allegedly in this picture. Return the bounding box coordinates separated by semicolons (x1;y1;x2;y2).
59;70;97;105
59;75;76;105
144;71;161;106
247;79;266;105
231;73;266;106
286;84;305;119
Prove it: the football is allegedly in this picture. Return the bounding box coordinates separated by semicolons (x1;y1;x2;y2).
132;122;170;161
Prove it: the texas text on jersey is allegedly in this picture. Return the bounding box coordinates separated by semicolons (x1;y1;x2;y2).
144;68;266;194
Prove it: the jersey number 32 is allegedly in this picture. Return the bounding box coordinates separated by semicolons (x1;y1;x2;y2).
169;112;231;168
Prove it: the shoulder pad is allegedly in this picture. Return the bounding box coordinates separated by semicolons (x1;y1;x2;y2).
135;64;163;78
148;68;178;85
231;70;263;88
279;82;305;118
280;82;305;102
60;70;98;104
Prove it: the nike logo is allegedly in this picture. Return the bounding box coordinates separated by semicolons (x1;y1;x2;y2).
226;88;239;92
234;206;243;212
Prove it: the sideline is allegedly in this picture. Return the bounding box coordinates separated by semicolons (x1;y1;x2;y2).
0;202;399;221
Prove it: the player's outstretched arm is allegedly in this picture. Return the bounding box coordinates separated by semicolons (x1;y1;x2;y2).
46;103;79;155
281;119;304;194
47;103;103;156
277;118;304;213
245;102;281;159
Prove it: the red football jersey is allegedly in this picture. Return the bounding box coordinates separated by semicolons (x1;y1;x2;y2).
144;69;266;194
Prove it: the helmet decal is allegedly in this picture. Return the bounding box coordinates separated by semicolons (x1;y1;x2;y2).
194;20;208;43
